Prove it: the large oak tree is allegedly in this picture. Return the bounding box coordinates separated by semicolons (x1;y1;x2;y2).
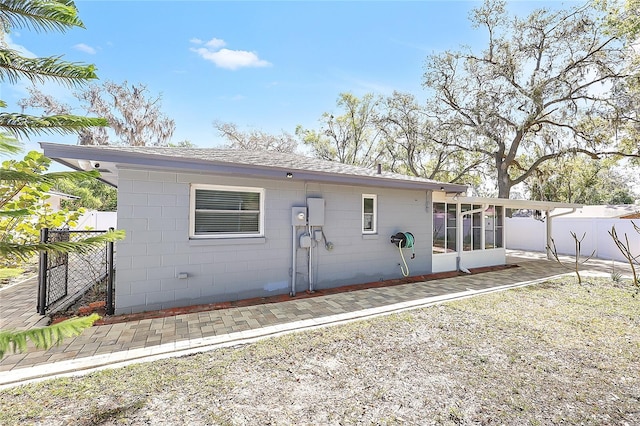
20;81;175;146
600;0;640;168
378;91;487;187
423;0;634;198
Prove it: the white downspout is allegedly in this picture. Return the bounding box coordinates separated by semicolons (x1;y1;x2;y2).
307;225;312;292
545;208;576;260
291;224;297;296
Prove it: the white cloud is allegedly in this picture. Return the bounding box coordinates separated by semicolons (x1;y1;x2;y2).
196;48;271;70
73;43;96;54
189;38;203;45
190;37;271;70
205;38;226;49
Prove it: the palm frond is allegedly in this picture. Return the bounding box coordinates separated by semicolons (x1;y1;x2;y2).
45;170;102;181
0;169;100;184
0;49;98;86
0;314;99;358
0;132;22;156
0;240;97;259
0;113;108;139
0;0;84;33
0;229;125;260
0;208;30;218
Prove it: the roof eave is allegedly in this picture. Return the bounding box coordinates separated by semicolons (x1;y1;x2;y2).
40;142;467;193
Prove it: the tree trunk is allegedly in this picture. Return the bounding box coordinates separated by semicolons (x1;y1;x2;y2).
496;157;511;198
497;176;511;198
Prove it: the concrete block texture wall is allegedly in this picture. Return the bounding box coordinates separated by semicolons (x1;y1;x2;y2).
115;167;433;314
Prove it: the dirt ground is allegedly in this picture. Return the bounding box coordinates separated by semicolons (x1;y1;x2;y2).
1;277;639;425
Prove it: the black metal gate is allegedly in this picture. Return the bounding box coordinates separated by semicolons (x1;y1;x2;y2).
37;228;115;316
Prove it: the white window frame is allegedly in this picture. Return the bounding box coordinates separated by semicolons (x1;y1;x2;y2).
461;203;483;252
484;205;504;249
190;184;265;239
433;202;457;254
362;194;377;234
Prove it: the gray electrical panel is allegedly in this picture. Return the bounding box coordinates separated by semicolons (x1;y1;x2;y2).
307;198;325;226
291;206;307;226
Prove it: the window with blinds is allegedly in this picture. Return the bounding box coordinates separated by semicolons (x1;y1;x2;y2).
190;185;264;238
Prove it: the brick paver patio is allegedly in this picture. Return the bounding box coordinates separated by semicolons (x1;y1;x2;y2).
0;251;632;387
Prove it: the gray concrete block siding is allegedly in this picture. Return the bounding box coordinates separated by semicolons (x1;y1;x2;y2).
38;143;586;318
115;167;434;314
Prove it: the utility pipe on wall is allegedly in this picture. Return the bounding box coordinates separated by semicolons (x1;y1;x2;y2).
291;224;297;296
291;207;308;297
308;225;314;292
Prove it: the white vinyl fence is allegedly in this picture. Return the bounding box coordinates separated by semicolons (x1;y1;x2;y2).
506;217;640;263
75;211;117;230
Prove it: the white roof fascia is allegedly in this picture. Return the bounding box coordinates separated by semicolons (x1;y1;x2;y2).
40;142;468;193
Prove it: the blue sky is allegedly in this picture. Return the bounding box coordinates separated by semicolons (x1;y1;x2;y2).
5;0;579;153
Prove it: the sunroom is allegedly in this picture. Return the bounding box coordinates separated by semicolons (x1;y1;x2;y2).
431;193;582;273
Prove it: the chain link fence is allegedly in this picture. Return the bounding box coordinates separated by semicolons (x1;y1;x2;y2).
38;228;115;316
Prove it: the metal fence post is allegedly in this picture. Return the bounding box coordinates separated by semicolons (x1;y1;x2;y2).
106;227;115;315
37;228;49;315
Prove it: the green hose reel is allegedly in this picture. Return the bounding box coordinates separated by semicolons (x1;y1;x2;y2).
391;232;415;277
391;232;415;254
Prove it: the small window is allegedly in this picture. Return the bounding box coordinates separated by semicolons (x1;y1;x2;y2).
362;194;377;234
190;184;264;238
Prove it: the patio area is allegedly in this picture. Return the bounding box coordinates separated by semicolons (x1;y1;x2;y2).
0;251;633;388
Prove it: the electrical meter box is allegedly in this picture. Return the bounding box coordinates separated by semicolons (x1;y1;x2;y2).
299;234;312;248
291;207;307;226
307;198;325;226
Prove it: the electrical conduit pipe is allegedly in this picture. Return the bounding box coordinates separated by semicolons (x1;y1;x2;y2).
291;224;297;296
308;225;314;292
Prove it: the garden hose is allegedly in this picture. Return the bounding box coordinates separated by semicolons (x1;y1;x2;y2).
396;232;414;277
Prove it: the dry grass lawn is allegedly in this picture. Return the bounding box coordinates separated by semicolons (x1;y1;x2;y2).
1;277;639;425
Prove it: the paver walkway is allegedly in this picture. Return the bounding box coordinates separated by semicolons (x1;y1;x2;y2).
0;252;633;388
0;275;47;331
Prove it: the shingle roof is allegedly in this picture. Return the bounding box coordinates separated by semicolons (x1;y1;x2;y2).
39;143;468;193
